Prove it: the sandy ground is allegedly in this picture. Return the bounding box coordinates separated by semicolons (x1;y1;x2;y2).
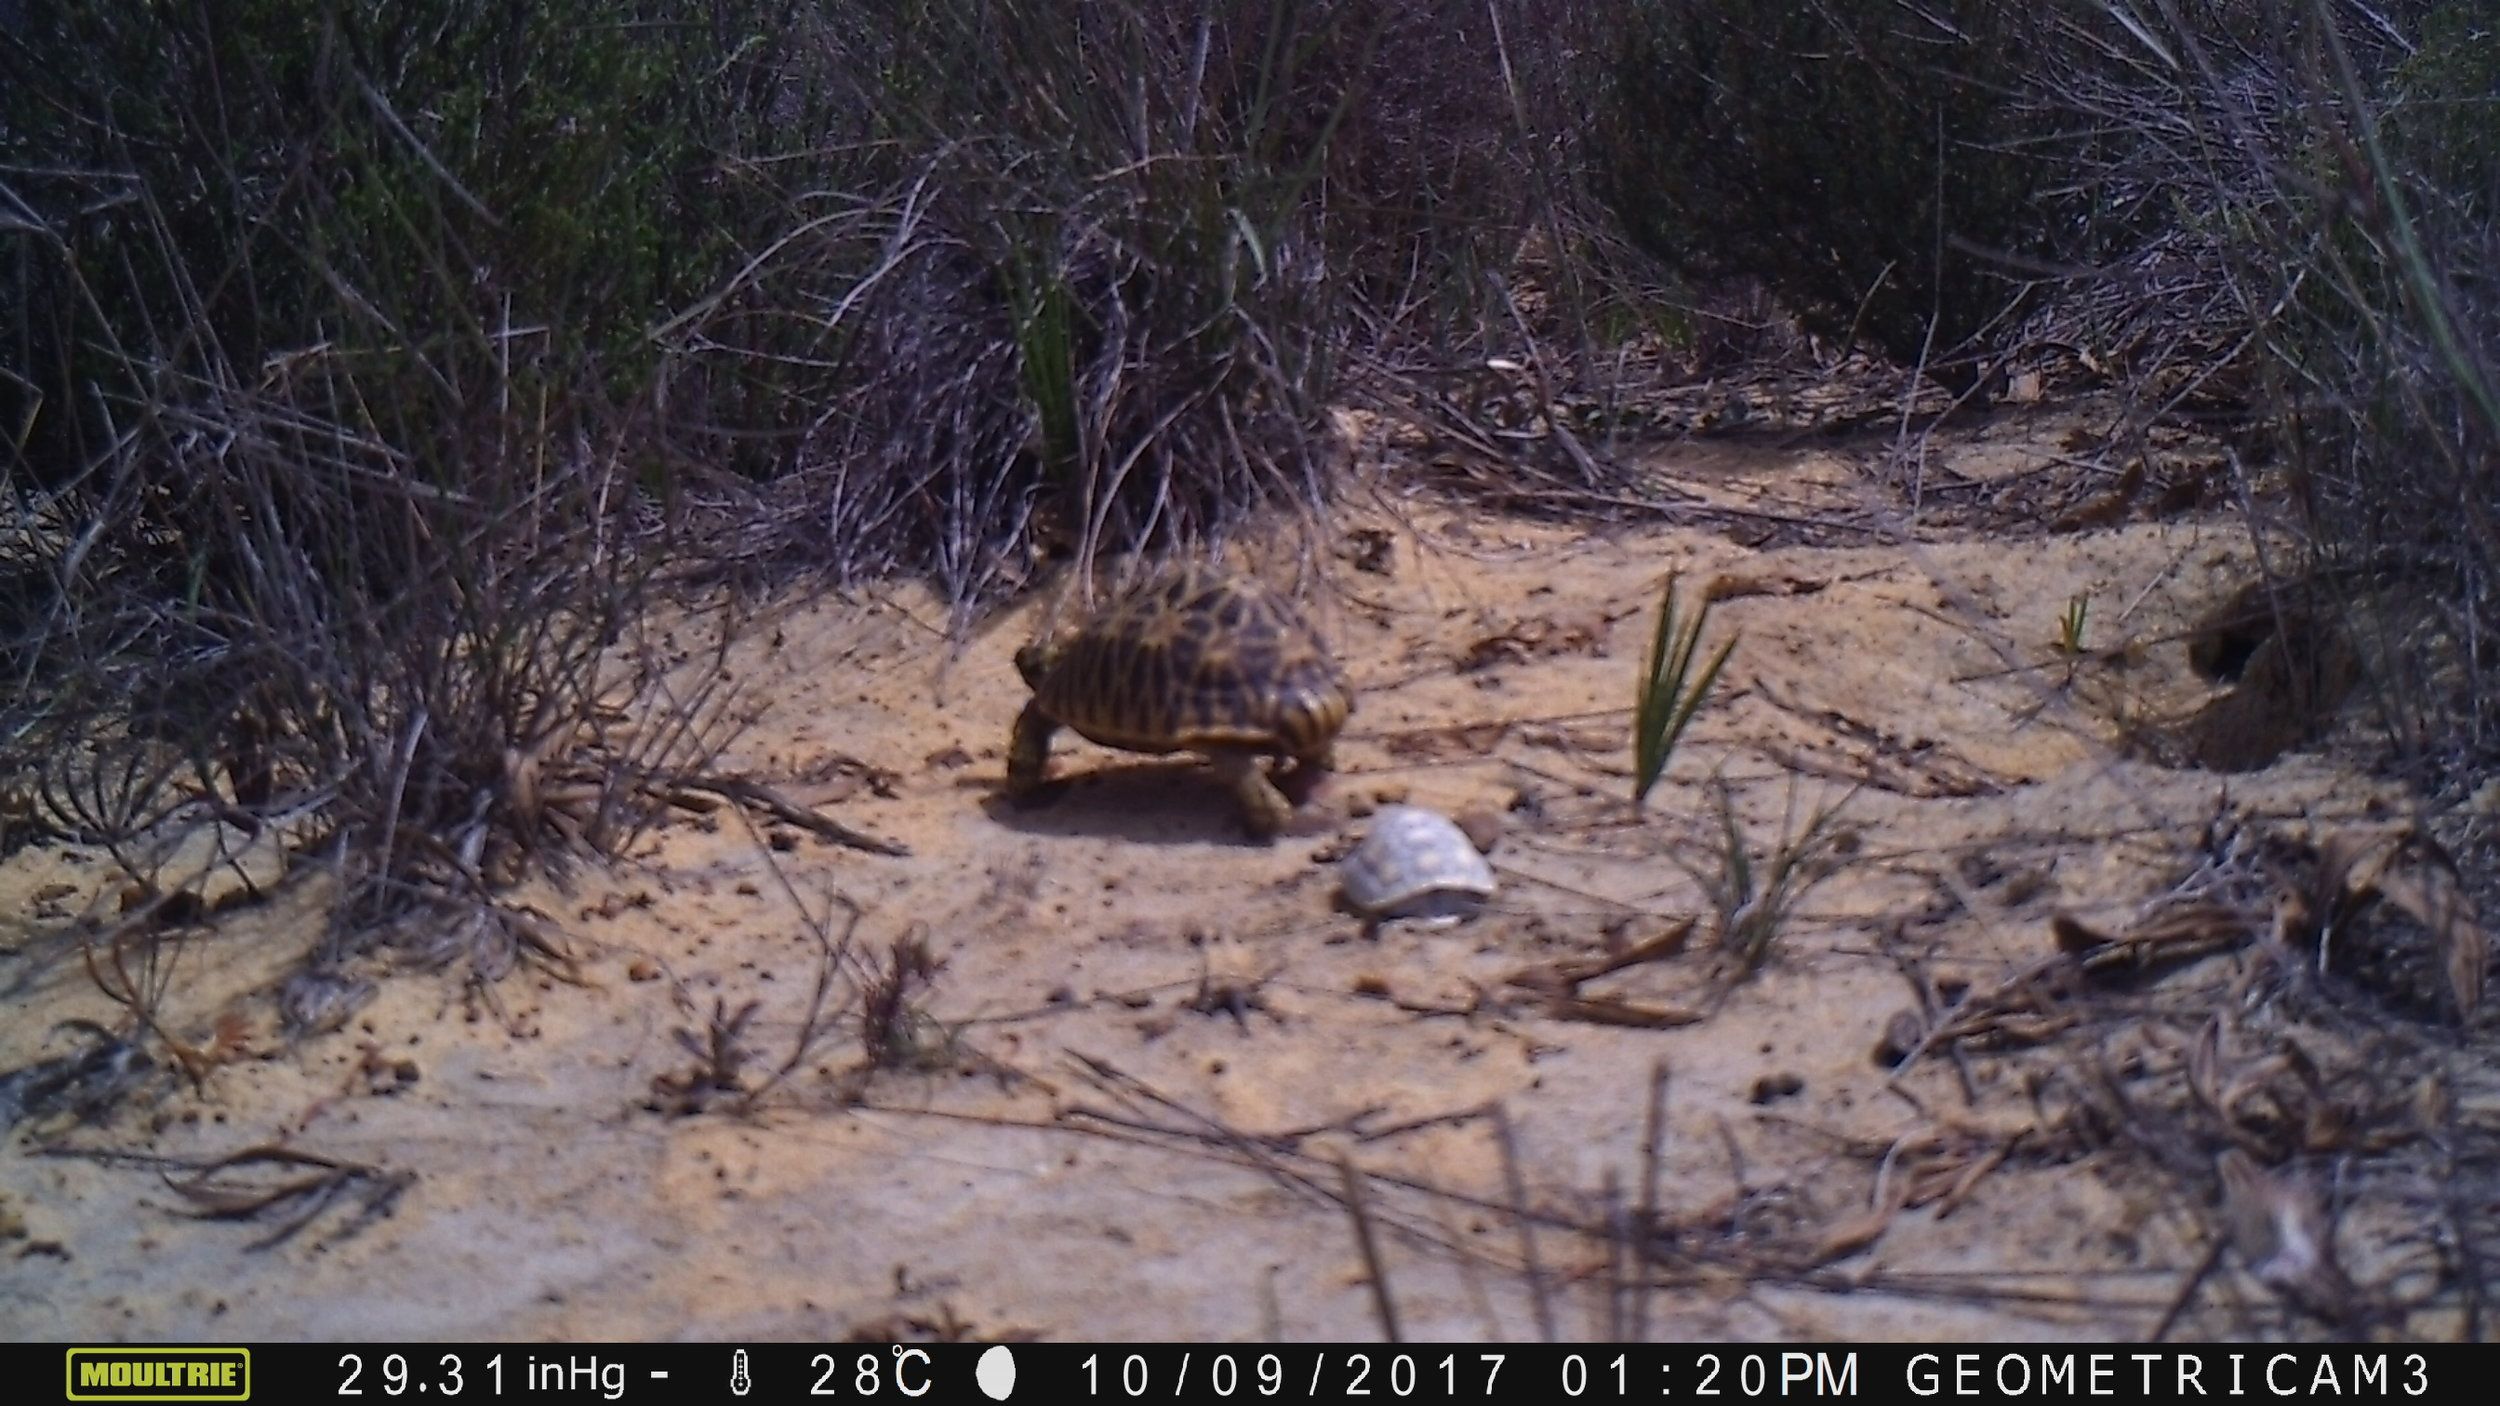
0;400;2467;1343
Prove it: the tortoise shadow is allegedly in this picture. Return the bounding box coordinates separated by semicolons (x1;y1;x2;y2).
978;759;1275;847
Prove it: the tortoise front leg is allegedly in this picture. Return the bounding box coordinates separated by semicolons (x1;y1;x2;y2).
1210;749;1295;840
1272;745;1335;805
1007;701;1059;797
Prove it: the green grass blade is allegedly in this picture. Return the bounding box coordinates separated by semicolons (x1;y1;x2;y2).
1633;574;1736;811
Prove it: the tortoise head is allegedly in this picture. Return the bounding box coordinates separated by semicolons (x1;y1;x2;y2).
1014;637;1063;690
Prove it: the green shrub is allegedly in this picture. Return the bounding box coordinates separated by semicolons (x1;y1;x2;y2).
666;0;1368;605
0;1;778;487
2044;0;2500;768
0;2;794;957
2387;3;2500;195
2280;3;2500;762
1594;0;2077;378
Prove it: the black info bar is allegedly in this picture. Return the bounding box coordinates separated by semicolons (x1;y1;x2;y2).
37;1343;2456;1405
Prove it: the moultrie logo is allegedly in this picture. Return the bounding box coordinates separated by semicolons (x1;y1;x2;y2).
65;1348;251;1403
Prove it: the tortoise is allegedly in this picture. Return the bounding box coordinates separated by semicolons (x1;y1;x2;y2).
1008;562;1353;838
1338;805;1497;929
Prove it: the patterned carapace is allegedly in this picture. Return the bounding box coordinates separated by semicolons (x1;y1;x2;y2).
1008;562;1352;837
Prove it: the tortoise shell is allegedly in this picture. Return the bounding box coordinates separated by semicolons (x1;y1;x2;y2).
1339;805;1497;926
1015;563;1352;761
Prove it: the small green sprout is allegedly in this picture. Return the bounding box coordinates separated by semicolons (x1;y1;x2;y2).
1632;573;1737;811
2056;592;2091;657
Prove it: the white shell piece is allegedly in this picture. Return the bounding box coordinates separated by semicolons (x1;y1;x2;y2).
1339;805;1497;927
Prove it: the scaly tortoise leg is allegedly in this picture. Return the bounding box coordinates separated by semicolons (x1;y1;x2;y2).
1006;701;1059;798
1210;749;1294;840
1271;745;1335;806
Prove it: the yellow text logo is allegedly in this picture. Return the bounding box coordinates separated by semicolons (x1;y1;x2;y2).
66;1349;251;1402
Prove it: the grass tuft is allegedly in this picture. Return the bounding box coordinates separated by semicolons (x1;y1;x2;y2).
1632;572;1736;812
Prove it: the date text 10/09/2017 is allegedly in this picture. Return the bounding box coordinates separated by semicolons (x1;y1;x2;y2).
1082;1352;1858;1398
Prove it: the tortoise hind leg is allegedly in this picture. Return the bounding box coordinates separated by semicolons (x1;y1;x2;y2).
1210;750;1294;840
1007;701;1059;798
